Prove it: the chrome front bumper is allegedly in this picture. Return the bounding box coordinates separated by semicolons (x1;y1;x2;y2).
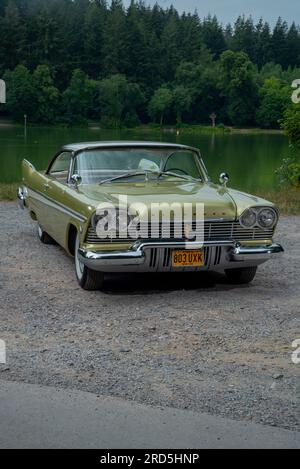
78;241;284;273
17;186;27;209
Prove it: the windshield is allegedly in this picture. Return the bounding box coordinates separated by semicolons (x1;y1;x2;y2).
73;148;204;184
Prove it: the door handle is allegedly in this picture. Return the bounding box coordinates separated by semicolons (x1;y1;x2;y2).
43;183;50;190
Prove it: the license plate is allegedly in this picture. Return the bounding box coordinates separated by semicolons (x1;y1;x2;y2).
172;250;205;267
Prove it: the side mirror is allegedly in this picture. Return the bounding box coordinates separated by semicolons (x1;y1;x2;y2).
70;174;82;188
219;172;229;187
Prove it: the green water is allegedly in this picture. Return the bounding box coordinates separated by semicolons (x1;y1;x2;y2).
0;125;289;193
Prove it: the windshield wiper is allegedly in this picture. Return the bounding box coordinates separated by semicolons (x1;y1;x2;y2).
157;171;200;182
99;171;157;185
99;170;200;185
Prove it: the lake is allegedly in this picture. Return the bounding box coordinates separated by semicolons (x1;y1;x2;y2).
0;125;289;193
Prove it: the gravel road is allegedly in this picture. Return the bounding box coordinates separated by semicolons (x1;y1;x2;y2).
0;202;299;431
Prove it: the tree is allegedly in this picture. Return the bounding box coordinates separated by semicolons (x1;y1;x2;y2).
63;69;93;123
160;8;181;81
84;0;106;77
178;13;203;63
98;74;144;127
148;86;173;125
255;20;273;67
272;18;289;69
256;77;290;128
285;23;300;69
0;0;25;72
281;106;300;145
172;85;192;125
32;65;59;123
218;50;258;126
230;16;257;62
4;65;37;121
259;62;283;82
201;15;226;57
102;0;128;75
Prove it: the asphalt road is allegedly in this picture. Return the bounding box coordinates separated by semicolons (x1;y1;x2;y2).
0;202;299;442
0;380;299;449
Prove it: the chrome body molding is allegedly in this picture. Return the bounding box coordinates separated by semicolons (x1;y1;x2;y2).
78;241;284;273
27;187;87;223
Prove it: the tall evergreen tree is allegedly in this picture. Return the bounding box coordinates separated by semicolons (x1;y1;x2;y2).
230;16;257;63
201;15;226;57
102;0;128;75
272;18;289;69
84;0;106;77
285;23;300;69
0;0;25;72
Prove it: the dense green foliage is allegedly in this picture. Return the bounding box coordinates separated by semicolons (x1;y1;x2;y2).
0;0;300;127
277;106;300;189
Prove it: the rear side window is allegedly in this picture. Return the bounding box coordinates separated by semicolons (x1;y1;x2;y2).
49;152;72;180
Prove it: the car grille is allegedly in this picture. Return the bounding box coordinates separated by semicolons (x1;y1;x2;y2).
85;221;275;244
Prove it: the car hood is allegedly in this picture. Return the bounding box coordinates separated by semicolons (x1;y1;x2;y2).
77;181;238;219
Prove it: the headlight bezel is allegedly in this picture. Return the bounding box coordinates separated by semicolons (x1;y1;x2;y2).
239;207;258;229
256;207;279;230
239;206;278;231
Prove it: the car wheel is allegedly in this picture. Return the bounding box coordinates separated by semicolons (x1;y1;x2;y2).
37;224;56;244
75;233;104;290
225;266;257;285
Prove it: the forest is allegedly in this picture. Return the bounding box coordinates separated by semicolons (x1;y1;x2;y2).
0;0;300;128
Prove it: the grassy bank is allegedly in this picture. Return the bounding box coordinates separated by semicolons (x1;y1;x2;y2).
0;183;299;215
0;184;19;201
256;188;300;216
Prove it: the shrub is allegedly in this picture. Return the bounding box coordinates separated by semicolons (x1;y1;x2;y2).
276;157;300;189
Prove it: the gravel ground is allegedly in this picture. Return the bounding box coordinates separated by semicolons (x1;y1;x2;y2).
0;202;299;431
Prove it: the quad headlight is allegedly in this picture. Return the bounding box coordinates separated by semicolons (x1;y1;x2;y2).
239;207;278;230
257;208;278;230
239;208;257;229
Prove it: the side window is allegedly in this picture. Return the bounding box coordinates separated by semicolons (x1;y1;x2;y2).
49;152;72;181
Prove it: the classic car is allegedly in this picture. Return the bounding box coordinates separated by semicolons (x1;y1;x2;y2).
18;141;284;290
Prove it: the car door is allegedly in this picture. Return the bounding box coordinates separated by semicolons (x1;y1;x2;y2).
41;151;73;244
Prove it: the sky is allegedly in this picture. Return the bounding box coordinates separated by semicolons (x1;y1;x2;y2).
123;0;300;26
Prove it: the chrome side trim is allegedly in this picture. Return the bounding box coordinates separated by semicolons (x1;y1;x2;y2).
23;159;36;170
28;187;87;223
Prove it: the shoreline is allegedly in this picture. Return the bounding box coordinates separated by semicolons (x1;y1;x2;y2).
0;120;285;135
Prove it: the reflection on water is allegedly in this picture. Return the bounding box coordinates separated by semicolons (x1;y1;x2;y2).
0;125;288;192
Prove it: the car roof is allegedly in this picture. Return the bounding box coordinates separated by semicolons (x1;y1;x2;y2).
62;141;200;153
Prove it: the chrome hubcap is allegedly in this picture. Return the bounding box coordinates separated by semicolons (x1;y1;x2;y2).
37;224;43;238
75;235;84;279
